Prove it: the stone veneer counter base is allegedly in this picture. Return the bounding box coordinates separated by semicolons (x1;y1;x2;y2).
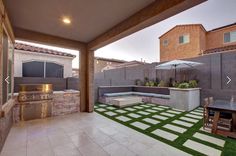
13;90;80;123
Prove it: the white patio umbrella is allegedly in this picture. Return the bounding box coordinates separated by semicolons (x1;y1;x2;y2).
155;60;203;81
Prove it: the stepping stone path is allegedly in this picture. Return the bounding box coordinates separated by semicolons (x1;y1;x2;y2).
152;129;178;141
130;122;150;130
116;116;131;122
172;120;193;127
190;111;203;116
124;108;136;111
127;113;141;119
172;108;185;112
133;106;143;109
158;106;169;109
166;110;182;114
193;132;225;147
197;107;203;110
107;107;116;110
146;103;156;106
183;140;221;156
96;108;107;112
199;127;211;133
96;105;227;156
142;118;160;125
160;112;175;117
194;109;203;113
152;107;164;111
145;109;158;113
137;111;150;115
163;124;187;133
179;117;199;123
140;105;151;108
152;115;168;120
185;114;202;119
115;110;127;113
105;112;117;116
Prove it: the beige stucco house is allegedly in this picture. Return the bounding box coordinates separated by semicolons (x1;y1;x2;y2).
159;23;236;62
14;43;75;78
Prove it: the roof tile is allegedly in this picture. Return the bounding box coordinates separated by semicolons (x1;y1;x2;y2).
15;43;76;58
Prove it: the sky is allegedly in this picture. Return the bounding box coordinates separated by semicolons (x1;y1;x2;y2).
17;0;236;67
95;0;236;63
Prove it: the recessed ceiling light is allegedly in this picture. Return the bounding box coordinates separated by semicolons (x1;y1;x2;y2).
62;17;71;25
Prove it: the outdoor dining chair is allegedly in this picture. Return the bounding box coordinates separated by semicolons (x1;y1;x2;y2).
203;97;232;131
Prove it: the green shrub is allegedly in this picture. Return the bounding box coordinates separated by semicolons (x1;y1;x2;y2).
154;82;158;86
149;81;155;87
173;82;179;88
189;80;198;88
178;82;190;88
158;80;166;87
145;82;150;86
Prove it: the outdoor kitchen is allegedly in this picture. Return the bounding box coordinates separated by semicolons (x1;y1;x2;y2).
13;84;80;123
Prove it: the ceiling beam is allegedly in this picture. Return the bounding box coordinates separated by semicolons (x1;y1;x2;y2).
88;0;206;50
14;27;86;51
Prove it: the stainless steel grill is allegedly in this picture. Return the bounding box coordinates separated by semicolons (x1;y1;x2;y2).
18;84;53;121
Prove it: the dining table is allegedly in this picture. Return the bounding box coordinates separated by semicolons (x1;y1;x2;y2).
207;100;236;138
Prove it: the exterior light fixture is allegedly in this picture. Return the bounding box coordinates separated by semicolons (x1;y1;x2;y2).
62;17;71;25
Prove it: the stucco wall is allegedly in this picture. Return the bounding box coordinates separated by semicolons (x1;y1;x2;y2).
206;25;236;50
160;25;206;62
14;49;73;78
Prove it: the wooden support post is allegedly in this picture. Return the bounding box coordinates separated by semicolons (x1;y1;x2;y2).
79;47;94;112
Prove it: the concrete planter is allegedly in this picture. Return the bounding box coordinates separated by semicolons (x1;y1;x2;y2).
169;88;200;111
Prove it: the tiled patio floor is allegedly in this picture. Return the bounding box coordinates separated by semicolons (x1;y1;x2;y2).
0;112;190;156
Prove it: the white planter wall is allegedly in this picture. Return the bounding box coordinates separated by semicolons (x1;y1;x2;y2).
169;88;200;111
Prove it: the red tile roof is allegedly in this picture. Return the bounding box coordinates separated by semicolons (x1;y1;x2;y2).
15;43;76;58
203;45;236;54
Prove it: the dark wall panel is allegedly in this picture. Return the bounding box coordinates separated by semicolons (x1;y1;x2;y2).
14;77;67;92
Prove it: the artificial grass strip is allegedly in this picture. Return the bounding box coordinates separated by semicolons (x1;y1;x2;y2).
94;103;236;156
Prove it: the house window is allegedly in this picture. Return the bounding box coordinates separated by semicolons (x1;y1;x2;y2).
224;31;236;43
163;39;168;46
179;34;190;44
23;61;63;78
23;61;44;77
46;62;63;78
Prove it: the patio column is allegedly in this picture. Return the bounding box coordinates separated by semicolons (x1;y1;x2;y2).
79;47;94;112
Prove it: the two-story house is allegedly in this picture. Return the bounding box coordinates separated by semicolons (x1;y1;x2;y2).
159;23;236;62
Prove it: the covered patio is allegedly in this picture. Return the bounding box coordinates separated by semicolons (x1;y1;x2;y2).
0;0;214;155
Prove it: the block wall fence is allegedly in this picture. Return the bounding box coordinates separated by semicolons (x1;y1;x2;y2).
94;51;236;104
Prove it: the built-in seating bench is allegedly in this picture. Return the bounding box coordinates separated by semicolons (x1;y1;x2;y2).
98;86;170;106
